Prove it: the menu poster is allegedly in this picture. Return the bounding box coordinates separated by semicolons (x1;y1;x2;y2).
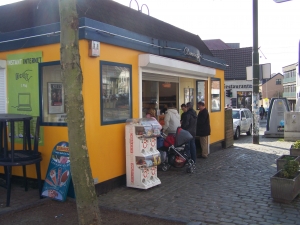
48;82;65;114
42;141;72;201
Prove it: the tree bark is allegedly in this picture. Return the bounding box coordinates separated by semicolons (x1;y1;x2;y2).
58;0;101;224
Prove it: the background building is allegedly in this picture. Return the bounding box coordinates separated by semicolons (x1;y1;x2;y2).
282;63;297;110
259;73;283;108
203;39;252;109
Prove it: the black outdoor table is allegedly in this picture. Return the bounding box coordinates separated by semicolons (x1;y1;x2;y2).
0;114;42;207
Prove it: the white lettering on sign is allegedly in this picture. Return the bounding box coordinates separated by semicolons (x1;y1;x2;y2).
183;47;200;62
7;59;22;65
225;84;253;89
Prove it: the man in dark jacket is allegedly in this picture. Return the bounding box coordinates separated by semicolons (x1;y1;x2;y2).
181;102;197;163
196;101;211;158
180;103;187;124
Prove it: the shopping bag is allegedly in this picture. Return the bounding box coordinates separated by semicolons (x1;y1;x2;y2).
157;136;164;149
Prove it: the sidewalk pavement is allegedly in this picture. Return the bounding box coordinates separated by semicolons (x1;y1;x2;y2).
1;125;300;224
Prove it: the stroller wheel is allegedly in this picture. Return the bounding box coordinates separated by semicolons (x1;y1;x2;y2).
192;163;196;170
186;163;195;173
161;163;170;172
187;159;194;165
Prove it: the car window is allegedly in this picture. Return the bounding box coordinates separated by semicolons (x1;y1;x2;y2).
241;111;245;118
232;111;240;119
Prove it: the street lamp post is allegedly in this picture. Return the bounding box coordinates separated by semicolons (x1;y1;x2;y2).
252;0;260;144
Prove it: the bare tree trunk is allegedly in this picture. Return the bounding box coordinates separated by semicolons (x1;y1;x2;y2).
58;0;101;224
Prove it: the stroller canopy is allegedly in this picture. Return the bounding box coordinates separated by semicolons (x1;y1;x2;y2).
175;127;193;147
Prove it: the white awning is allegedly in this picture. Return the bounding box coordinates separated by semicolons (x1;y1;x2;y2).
139;54;216;79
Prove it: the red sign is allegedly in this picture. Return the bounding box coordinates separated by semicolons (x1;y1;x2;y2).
130;133;133;153
130;163;134;183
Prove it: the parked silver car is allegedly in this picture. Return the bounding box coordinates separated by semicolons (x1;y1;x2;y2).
232;108;253;139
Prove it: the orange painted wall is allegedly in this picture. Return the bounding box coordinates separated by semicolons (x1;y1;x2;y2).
0;41;225;183
209;69;225;143
0;40;141;183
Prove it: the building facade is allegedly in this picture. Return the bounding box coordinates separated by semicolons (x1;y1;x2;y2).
203;39;252;109
296;60;300;111
0;0;227;192
259;73;284;108
282;63;297;111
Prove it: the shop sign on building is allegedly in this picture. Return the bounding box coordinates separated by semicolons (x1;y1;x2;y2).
183;47;200;62
225;84;252;89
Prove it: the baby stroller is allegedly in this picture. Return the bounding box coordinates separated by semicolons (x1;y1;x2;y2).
158;127;196;173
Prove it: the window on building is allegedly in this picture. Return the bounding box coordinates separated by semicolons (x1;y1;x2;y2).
142;80;178;118
237;91;252;110
241;111;245;119
196;80;206;110
284;86;289;93
211;78;221;112
100;61;132;125
276;79;281;85
284;72;288;78
39;61;67;126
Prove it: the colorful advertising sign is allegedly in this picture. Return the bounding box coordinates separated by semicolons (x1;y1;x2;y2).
7;52;44;143
42;141;72;201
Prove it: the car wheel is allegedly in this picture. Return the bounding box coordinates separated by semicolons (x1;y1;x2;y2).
247;124;252;136
234;127;240;140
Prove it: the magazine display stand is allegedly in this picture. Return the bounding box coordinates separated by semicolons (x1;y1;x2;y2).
125;118;162;189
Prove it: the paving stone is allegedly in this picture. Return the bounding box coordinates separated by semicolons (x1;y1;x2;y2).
186;222;202;225
219;217;233;223
258;222;273;225
279;218;296;224
250;216;266;222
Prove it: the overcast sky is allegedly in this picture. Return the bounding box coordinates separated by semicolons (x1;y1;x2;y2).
2;0;299;74
113;0;299;74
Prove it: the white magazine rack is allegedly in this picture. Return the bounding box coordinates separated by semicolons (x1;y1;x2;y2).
125;118;162;189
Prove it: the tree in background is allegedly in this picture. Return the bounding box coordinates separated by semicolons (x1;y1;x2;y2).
58;0;101;224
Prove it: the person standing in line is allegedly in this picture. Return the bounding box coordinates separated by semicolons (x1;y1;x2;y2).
163;103;180;135
196;101;211;159
146;108;156;118
181;102;197;163
259;105;265;120
180;103;187;124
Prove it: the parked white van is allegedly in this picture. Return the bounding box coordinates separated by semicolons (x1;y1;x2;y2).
232;108;253;139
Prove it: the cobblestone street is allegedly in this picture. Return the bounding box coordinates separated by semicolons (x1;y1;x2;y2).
1;120;300;224
97;121;300;224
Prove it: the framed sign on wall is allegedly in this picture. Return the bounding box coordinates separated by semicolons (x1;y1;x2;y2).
184;88;194;106
48;82;64;114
